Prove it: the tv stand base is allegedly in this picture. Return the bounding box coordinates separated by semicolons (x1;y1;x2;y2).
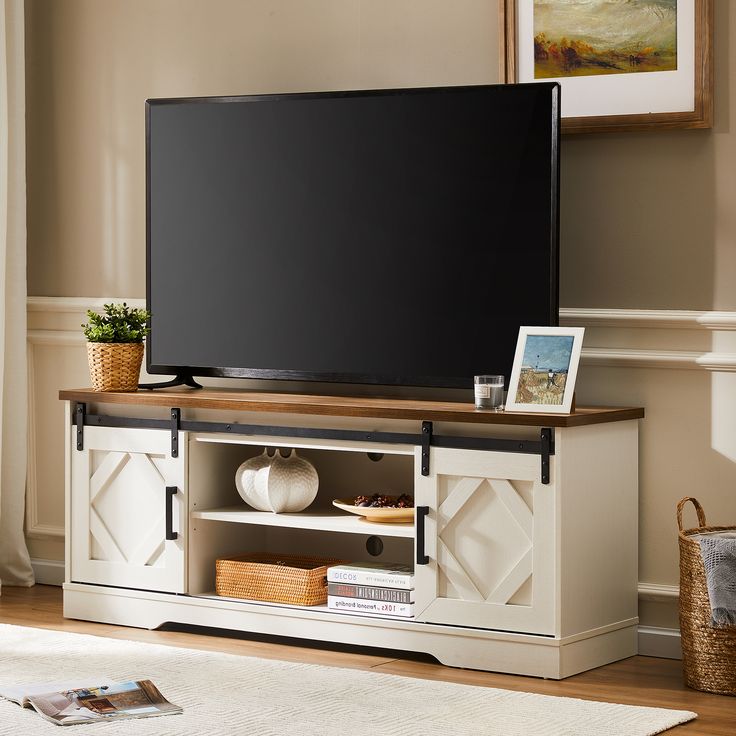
63;583;638;680
139;374;203;390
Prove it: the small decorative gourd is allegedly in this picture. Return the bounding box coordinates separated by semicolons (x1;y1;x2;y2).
252;449;319;513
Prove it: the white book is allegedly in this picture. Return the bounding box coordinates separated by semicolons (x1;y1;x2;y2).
327;562;414;590
328;595;414;618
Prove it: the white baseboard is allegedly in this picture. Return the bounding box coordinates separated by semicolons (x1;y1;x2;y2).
31;558;65;587
638;626;682;660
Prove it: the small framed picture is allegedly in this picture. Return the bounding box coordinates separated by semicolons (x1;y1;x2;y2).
506;327;585;414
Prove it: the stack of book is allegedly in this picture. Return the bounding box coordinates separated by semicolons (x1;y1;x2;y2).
326;562;414;618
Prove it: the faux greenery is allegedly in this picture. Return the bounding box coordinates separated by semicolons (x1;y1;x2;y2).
82;303;151;343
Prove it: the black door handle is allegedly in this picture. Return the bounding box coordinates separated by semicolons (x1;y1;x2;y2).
416;506;429;565
165;486;178;541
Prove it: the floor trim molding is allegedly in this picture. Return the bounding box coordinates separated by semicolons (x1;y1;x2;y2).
638;626;682;660
31;558;65;587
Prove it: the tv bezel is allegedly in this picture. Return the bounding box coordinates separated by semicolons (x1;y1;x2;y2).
145;83;561;389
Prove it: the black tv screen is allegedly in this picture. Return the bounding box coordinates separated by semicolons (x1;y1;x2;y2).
147;83;560;389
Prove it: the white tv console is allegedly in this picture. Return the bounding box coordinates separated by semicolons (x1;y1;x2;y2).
60;388;644;679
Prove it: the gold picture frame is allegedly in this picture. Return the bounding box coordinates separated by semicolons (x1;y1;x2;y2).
499;0;713;134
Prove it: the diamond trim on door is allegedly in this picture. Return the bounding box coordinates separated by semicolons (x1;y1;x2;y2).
414;445;556;635
89;451;168;567
437;476;533;605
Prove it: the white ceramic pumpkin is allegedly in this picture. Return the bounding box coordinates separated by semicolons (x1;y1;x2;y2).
253;448;319;513
235;448;274;511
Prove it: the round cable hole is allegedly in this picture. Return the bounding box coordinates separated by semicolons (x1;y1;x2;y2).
366;536;384;556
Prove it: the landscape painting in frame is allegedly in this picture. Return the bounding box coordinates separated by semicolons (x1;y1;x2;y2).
505;326;584;414
514;334;576;406
533;0;677;79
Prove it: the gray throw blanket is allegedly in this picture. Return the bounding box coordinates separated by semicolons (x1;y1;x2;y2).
699;535;736;626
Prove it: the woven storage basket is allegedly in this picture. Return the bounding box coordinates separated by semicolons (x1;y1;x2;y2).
87;342;144;392
677;496;736;695
216;553;344;606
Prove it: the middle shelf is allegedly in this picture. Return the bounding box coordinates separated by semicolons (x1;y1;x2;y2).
190;506;415;538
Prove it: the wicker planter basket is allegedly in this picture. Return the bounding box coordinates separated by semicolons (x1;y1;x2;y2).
87;342;144;392
677;496;736;696
216;553;344;606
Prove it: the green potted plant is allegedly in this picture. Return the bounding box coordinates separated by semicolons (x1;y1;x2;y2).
82;303;151;392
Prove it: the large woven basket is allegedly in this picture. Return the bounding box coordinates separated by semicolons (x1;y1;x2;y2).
216;553;345;606
677;496;736;695
87;342;144;392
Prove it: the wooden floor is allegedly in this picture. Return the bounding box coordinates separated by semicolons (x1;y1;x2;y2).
1;586;734;734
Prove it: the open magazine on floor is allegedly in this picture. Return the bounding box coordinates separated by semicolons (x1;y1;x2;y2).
0;679;182;726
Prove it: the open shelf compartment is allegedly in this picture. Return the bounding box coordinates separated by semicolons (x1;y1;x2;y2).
187;436;417;608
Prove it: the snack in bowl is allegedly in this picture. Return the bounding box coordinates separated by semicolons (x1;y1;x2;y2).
332;493;415;523
353;493;414;508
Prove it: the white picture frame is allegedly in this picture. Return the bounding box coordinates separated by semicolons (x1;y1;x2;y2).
505;326;585;414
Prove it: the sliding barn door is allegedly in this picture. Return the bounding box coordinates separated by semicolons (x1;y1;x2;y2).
414;446;557;635
70;426;186;593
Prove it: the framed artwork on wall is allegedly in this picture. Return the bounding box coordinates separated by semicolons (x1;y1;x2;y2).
505;326;585;414
499;0;713;134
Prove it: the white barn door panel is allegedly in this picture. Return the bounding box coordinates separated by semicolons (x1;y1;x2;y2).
70;426;186;592
414;446;556;635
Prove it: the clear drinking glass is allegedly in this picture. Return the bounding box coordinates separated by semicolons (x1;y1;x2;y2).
474;374;504;410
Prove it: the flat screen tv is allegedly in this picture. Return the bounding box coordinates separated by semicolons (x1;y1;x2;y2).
146;83;560;390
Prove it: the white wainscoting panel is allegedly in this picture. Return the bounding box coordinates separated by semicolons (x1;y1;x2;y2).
27;300;736;655
27;333;86;541
26;298;146;547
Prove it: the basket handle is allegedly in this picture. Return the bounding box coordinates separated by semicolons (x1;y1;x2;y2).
677;497;707;531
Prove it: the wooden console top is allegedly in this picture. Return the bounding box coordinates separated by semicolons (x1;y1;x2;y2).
59;388;644;428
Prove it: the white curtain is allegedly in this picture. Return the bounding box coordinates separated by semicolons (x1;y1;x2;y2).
0;0;33;591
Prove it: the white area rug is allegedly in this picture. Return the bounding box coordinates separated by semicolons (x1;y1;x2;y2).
0;624;695;735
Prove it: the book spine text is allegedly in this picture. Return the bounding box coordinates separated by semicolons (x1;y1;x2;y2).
327;583;413;603
326;569;414;590
328;595;414;617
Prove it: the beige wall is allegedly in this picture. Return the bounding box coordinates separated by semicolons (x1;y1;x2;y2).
25;0;497;296
26;1;736;309
24;0;736;635
561;5;735;311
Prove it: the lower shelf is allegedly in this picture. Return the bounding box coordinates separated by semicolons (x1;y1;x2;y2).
191;591;416;622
